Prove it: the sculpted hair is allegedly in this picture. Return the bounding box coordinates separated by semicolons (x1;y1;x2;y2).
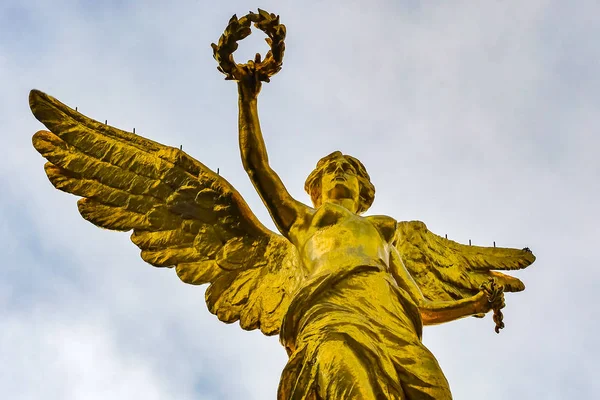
304;151;375;214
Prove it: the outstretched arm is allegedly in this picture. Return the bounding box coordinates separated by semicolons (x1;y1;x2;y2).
419;293;489;325
237;78;309;238
389;247;502;325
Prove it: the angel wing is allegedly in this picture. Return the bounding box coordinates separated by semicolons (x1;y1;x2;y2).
394;221;535;302
29;89;304;335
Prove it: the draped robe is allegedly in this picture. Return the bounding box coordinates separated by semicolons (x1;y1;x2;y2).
278;264;453;400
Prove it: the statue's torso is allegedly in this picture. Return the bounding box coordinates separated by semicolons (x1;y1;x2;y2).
293;202;397;279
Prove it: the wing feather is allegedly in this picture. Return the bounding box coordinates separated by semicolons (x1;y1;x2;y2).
78;199;149;231
395;220;535;302
30;89;303;335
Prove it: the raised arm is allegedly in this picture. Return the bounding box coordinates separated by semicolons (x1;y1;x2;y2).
237;78;309;238
388;247;503;325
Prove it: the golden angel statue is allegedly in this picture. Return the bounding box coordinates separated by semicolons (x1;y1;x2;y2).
30;10;535;400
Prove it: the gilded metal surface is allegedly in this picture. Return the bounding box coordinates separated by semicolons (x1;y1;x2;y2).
30;9;536;400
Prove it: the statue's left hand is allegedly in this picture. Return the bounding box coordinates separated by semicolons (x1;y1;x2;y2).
478;279;505;312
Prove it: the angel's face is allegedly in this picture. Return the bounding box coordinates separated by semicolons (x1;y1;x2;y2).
320;158;360;209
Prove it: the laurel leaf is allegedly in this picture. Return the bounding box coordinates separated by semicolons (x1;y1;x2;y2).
258;9;270;19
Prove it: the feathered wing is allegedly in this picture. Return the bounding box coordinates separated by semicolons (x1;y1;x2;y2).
394;221;535;302
29;89;303;335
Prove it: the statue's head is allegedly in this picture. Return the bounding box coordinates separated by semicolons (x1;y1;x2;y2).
304;151;375;214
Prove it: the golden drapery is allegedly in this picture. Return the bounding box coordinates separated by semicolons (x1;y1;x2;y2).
279;265;453;400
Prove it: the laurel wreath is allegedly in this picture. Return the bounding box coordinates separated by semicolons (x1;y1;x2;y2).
211;9;286;83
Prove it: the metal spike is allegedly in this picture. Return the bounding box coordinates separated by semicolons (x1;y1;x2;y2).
105;120;107;124
469;239;472;246
493;241;496;247
445;234;447;239
75;107;78;111
133;128;136;133
217;168;220;175
180;145;182;150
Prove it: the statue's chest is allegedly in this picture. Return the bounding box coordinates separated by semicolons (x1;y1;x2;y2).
308;203;397;245
311;203;352;229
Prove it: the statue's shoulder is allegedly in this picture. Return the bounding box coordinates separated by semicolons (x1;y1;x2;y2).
365;215;397;243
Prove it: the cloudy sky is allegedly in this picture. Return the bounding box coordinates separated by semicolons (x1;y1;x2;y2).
1;0;598;398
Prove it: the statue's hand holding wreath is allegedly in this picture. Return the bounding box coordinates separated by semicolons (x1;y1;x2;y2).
212;9;286;99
